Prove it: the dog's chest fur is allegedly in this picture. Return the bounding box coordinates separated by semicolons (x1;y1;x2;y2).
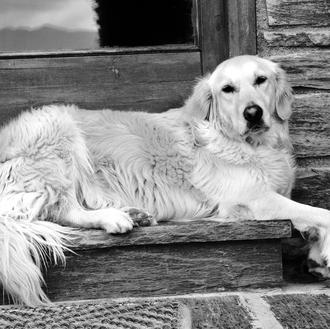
189;120;295;207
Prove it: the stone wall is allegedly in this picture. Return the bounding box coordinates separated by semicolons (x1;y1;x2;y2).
257;0;330;209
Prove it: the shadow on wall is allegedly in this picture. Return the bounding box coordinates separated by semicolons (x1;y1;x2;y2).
94;0;194;47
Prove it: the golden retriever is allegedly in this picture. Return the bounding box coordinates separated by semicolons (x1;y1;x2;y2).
0;55;329;305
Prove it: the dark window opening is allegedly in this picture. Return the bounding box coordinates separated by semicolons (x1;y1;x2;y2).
0;0;195;52
94;0;194;47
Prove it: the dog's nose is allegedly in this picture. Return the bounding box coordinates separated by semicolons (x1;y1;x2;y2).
243;105;263;124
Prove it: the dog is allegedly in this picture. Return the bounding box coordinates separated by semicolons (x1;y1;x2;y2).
0;55;329;306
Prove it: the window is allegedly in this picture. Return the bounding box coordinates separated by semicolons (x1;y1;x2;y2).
0;0;194;52
0;0;256;124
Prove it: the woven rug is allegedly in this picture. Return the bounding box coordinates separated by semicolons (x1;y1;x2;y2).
264;294;330;329
0;300;190;329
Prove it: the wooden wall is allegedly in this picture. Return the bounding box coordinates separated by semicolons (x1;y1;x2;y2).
257;0;330;209
0;47;201;124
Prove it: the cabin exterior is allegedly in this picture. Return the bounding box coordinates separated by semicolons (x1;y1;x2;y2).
0;0;329;327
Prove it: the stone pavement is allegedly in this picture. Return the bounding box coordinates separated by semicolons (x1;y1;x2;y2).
1;283;329;329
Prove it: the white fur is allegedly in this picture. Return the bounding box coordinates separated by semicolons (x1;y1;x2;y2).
0;219;73;305
0;55;329;305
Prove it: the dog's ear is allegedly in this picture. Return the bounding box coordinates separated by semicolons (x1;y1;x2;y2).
273;63;294;121
184;75;213;121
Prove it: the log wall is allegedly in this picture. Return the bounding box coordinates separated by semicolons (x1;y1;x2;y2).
257;0;330;209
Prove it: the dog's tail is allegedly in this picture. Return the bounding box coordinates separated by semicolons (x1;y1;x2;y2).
0;217;76;306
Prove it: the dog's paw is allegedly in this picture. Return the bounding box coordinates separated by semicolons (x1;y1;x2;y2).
302;226;320;242
306;226;330;279
307;259;330;280
121;207;153;227
98;208;134;234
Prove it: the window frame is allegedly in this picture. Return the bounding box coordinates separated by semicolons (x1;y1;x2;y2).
0;0;256;124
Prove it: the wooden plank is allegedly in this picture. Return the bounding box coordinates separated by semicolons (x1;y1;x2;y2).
0;51;201;123
293;167;330;210
263;29;330;47
0;44;199;59
199;0;257;71
265;0;330;27
74;220;292;250
227;0;257;57
270;51;330;90
198;0;228;73
290;93;330;159
0;52;200;86
290;93;330;210
0;80;195;124
45;240;283;302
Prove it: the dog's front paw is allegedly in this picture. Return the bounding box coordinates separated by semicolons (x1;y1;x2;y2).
307;259;330;279
99;208;134;234
302;226;320;242
121;207;154;227
306;226;330;279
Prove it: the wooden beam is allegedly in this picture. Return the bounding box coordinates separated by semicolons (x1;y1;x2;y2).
227;0;257;57
45;240;284;302
262;29;330;48
291;93;330;159
265;0;330;27
294;168;330;210
74;219;292;250
0;44;199;59
198;0;257;72
0;51;201;123
270;51;330;90
198;0;229;73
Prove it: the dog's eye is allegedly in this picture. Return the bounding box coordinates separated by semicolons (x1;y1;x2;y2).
222;85;235;93
255;76;267;85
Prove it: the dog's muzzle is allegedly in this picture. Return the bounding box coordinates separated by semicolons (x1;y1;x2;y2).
243;105;264;131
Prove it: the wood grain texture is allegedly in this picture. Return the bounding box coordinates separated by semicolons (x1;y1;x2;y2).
45;240;283;302
293;168;330;209
265;0;330;27
227;0;257;57
290;93;330;159
198;0;228;73
0;51;201;124
270;51;330;90
74;220;292;250
263;29;330;47
290;93;330;209
0;44;199;59
199;0;257;71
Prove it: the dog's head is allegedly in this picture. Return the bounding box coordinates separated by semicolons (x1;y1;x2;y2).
185;55;293;144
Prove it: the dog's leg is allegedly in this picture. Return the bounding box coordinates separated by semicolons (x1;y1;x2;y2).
60;203;153;234
246;192;330;231
245;191;330;273
62;206;134;234
305;227;330;278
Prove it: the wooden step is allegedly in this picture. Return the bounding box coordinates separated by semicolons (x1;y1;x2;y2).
44;220;291;302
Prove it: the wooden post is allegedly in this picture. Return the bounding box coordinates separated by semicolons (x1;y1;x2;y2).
198;0;257;73
227;0;257;57
198;0;229;74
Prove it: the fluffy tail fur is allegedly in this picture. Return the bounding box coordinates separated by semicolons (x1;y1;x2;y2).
0;217;75;306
